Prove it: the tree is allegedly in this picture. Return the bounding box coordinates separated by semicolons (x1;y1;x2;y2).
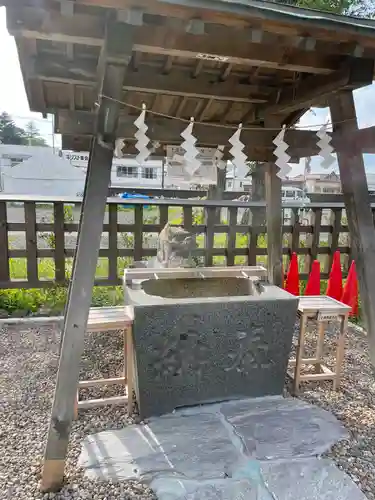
0;112;28;145
283;0;374;16
24;120;48;147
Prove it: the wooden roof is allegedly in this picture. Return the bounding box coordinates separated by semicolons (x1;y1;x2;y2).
4;0;375;160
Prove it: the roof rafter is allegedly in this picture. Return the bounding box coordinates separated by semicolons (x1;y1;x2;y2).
262;58;374;117
30;56;273;105
7;7;349;75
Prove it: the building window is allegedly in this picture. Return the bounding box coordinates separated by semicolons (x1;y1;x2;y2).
322;187;336;193
117;166;138;178
10;157;25;167
244;184;251;192
142;167;157;179
227;180;233;189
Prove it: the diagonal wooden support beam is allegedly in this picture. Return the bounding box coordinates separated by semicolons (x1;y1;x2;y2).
40;21;134;493
329;91;375;367
263;58;374;117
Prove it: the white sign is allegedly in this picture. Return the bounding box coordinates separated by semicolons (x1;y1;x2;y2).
166;146;218;161
317;311;339;322
196;53;229;63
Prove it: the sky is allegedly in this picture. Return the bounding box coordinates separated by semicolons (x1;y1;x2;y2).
0;7;374;175
0;8;61;149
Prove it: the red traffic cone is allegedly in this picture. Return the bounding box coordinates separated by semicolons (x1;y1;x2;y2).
341;261;359;317
326;251;343;301
305;260;321;296
285;252;300;296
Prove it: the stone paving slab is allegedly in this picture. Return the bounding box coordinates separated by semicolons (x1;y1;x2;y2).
79;396;366;499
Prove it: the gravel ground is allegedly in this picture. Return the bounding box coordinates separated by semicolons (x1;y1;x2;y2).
1;320;375;499
0;322;156;500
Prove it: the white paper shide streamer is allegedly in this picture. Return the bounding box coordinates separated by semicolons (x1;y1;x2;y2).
273;125;292;179
134;104;151;164
179;117;201;175
316;125;335;169
228;124;249;178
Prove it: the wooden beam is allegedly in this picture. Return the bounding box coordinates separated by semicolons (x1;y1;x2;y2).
7;7;347;75
10;0;375;47
59;134;278;162
40;21;134;493
329;91;375;367
54;109;313;147
132;27;343;75
57;109;375;158
6;7;105;46
263;58;374;116
32;57;270;103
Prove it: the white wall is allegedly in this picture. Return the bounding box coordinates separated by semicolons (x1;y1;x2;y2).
2;175;83;197
62;150;165;189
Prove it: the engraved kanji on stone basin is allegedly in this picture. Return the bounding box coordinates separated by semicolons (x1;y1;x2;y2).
124;267;298;418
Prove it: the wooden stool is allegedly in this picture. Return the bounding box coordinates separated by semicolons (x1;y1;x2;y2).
74;305;135;418
289;296;351;394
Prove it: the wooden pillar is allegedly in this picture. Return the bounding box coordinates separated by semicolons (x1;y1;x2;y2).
329;91;375;366
41;21;135;492
251;162;266;226
265;162;283;287
206;165;226;223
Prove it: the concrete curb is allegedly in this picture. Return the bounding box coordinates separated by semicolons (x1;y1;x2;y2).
0;316;63;327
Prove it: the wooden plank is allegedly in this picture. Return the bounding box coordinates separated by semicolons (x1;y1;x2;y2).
248;226;258;266
290;208;300;256
24;201;38;284
183;206;193;232
33;56;269;104
0;202;10;283
8;8;347;74
299;372;335;381
134;29;343;75
226;207;237;267
57;124;375;162
134;205;143;261
298;295;351;314
205;207;215;267
328;208;342;270
55;110;318;152
159;205;169;228
265;162;283;287
108;203;118;283
309;208;322;267
6;7;105;46
78;377;126;388
333;314;348;390
78;395;128;409
53;202;65;283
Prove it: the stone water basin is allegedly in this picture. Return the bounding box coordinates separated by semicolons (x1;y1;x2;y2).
124;267;298;418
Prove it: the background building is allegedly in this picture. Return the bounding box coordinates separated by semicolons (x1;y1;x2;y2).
1;147;85;196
